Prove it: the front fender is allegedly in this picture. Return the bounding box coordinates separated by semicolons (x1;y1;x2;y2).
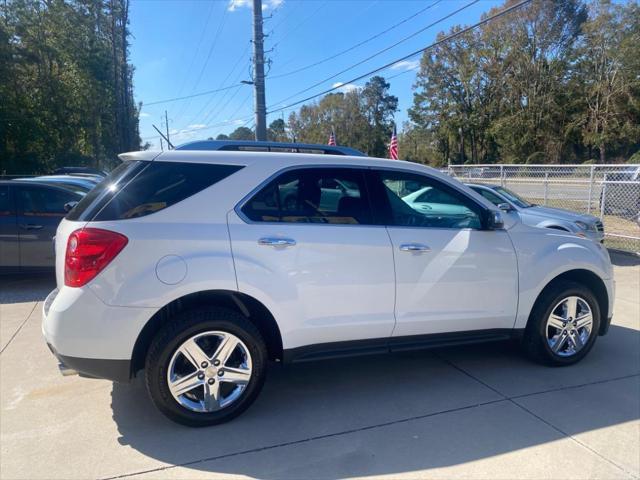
508;225;613;329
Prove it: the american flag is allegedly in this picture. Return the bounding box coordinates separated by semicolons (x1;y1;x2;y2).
328;130;336;146
389;125;398;160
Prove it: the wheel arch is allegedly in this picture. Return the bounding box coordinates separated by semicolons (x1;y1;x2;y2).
528;269;609;335
130;290;283;377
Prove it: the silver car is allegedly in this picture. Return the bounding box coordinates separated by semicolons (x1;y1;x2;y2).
467;183;605;243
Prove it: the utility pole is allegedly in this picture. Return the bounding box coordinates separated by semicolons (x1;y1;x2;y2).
164;110;171;147
252;0;267;141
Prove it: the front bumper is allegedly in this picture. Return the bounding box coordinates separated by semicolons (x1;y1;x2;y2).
42;287;155;382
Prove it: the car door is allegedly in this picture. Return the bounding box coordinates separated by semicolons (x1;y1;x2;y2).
0;185;19;269
228;167;396;352
16;184;80;268
372;169;518;337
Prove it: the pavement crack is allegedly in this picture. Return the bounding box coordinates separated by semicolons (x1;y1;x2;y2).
100;371;640;480
436;354;639;479
0;301;39;355
100;397;509;480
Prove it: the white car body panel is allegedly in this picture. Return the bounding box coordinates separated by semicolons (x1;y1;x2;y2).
228;210;396;349
42;150;614;368
387;227;518;336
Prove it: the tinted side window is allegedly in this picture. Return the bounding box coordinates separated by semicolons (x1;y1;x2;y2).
66;160;145;221
18;186;78;217
242;168;373;225
0;186;13;216
378;171;482;229
473;187;503;206
93;162;243;221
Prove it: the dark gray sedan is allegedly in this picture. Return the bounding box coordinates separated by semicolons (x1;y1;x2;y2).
0;180;84;272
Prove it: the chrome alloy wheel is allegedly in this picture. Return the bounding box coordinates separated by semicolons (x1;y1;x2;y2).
546;296;593;357
167;331;253;413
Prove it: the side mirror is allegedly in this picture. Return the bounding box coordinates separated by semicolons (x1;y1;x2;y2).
64;201;78;213
497;202;512;212
487;210;505;230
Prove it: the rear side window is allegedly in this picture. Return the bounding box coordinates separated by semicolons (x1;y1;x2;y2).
241;168;373;225
66;161;145;221
67;161;242;221
93;162;243;221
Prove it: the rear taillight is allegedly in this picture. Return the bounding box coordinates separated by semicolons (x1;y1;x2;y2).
65;228;128;287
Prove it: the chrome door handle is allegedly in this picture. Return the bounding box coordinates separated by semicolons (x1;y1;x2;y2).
399;243;431;252
258;237;296;247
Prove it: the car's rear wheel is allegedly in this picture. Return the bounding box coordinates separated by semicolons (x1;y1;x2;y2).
522;280;600;366
145;307;267;426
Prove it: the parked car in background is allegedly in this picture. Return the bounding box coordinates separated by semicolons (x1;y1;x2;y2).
0;180;84;272
43;149;613;426
466;183;605;243
15;175;99;194
600;166;640;217
53;166;108;177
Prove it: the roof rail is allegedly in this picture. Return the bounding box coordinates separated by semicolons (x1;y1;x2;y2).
175;140;366;157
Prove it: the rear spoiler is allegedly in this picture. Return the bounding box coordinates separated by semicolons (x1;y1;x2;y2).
117;151;162;162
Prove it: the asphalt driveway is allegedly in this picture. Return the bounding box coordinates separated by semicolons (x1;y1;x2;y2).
1;253;638;479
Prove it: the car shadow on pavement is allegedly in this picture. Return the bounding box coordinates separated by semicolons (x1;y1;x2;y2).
110;325;640;479
609;250;640;267
0;273;55;304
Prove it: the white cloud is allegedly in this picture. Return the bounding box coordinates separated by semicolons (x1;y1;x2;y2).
186;124;207;130
390;60;420;71
139;112;151;118
332;82;362;93
228;0;250;11
229;0;282;12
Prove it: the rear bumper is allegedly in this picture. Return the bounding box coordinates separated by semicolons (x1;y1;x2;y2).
46;342;131;382
42;287;155;382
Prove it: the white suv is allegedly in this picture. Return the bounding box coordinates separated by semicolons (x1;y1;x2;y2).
42;148;615;426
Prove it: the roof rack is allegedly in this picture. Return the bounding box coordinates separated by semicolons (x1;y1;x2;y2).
175;140;365;157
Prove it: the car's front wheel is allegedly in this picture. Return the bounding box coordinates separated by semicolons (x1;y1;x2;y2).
523;280;601;366
145;307;267;426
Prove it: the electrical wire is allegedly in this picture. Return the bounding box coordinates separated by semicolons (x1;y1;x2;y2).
267;0;533;115
270;0;440;79
174;5;231;124
271;0;481;108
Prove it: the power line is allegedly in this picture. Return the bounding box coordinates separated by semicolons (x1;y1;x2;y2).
170;1;217;108
271;0;481;108
174;5;231;124
267;0;533;115
142;84;241;107
188;47;251;126
269;0;441;79
141;115;254;141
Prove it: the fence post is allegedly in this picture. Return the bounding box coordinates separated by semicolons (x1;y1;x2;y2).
544;173;549;205
587;165;595;214
500;165;505;187
600;173;607;221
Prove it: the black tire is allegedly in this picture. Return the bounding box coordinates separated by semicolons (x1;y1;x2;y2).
522;280;601;366
145;307;267;427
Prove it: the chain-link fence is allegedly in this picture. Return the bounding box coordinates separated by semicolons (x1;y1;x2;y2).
447;164;640;254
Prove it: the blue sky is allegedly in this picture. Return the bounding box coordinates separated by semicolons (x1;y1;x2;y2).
130;0;503;148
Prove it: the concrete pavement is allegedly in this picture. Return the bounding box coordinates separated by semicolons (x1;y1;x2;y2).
1;253;638;479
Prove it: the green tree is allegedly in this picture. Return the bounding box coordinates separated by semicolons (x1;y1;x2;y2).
360;76;398;157
0;0;140;174
267;118;288;142
573;0;640;162
228;126;254;140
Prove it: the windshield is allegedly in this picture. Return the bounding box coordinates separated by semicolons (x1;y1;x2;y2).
493;186;532;208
